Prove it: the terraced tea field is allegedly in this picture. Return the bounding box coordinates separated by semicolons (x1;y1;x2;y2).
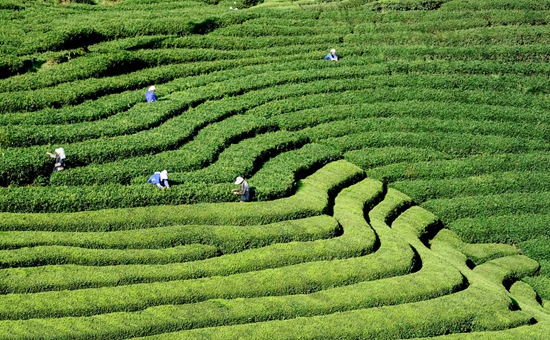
1;0;550;338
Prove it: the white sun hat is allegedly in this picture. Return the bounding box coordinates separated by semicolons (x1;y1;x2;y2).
234;176;244;185
160;170;168;180
55;147;66;159
330;49;336;53
149;86;156;91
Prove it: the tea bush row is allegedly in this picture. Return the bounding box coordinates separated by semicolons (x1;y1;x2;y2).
350;25;550;47
0;90;143;126
316;126;548;158
390;170;550;203
253;92;550;125
0;180;475;339
3;68;310;185
448;213;550;244
0;216;339;268
422;191;550;224
0;44;342;93
0;215;339;251
274;106;549;140
0;58;362;125
0;243;218;268
442;0;550;10
0;261;468;339
320;8;550;27
51;102;545;189
0;49;329;113
345;43;550;64
108;191;537;339
367;152;550;183
0;178;375;293
0;177;409;320
5;44;550;114
39;105;550;192
0;141;343;213
42;75;379;186
344;146;452;169
11;10;252;55
209;23;351;37
3;62;380;147
5;68;550;148
158;33;343;51
2;99;183;148
0;160;364;229
13;74;550;187
141;130;309;186
430;228;519;266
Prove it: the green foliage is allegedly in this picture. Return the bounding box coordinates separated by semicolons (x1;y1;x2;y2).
0;160;364;229
1;1;550;338
449;213;550;244
422;192;550;223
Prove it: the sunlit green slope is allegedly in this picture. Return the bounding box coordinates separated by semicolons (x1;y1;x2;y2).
1;0;550;338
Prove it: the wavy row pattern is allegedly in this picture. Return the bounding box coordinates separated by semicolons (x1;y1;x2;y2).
1;0;549;337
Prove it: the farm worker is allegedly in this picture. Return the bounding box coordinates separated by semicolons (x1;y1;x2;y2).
145;86;157;102
147;170;170;189
232;176;250;202
324;49;338;61
46;147;66;172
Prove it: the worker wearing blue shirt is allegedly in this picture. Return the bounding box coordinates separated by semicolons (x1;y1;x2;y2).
147;170;170;189
145;86;157;102
324;49;338;61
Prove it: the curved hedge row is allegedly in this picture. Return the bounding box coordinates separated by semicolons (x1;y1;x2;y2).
35;74;544;183
0;215;339;251
0;160;364;230
2;1;550;338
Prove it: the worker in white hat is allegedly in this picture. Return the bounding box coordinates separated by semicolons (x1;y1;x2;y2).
324;48;338;61
46;147;66;171
232;176;250;202
147;170;170;189
145;85;157;102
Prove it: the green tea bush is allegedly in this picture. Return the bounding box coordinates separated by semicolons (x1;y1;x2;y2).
516;237;550;262
153;130;309;185
0;160;364;230
0;243;218;267
422;192;550;223
0;90;142;126
448;213;550;244
442;0;550;10
0;215;339;251
0;53;25;79
1;99;180;148
0;141;348;213
0;257;466;339
161;34;342;50
47;74;380;187
0;183;422;318
0;178;378;294
368;152;550;183
391;171;550;203
344;146;452;169
350;26;550;47
2;0;550;337
431;229;520;266
249;143;343;201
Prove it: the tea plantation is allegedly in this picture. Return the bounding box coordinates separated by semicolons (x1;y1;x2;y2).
1;0;550;338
